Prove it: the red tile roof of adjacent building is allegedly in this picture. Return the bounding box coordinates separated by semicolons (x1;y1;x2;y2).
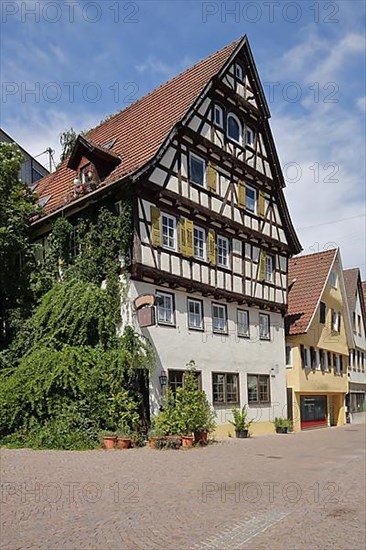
34;37;242;217
286;249;338;335
343;268;359;315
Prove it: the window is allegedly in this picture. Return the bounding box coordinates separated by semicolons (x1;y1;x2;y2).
168;370;202;395
265;255;274;282
352;312;356;332
235;64;243;81
161;213;177;250
315;349;321;370
69;226;79;258
212;303;227;333
335;354;341;375
259;313;270;340
245;185;256;213
193;226;206;260
247;374;270;404
324;350;329;372
300;344;306;368
212;373;239;405
246;128;254;147
214;104;224;128
237;309;249;338
320;301;326;324
331;309;341;332
217;235;229;267
310;347;316;370
330;270;337;288
187;298;203;330
227;113;242;144
358;314;361;335
156;291;175;325
285;345;292;367
189;153;206;187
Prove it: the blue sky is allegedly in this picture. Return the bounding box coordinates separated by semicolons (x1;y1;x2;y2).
1;0;365;274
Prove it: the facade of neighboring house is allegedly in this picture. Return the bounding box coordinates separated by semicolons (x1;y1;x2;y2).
30;36;302;435
286;249;353;431
343;268;366;414
0;128;49;185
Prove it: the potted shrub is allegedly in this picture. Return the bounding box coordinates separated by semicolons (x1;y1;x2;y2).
273;418;292;434
229;405;253;438
116;423;132;449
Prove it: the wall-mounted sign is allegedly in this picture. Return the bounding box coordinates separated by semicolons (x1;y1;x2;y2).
137;306;156;328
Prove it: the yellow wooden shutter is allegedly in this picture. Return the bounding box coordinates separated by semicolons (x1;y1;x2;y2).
185;219;194;257
259;250;266;280
179;218;187;256
207;229;216;265
257;190;265;218
238;180;246;209
150;206;161;247
207;162;217;193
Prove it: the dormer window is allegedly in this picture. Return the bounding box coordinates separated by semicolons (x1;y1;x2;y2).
214;104;224;128
227;113;242;145
246;127;254;147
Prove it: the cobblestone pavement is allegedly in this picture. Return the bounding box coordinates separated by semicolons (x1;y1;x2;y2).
1;423;365;550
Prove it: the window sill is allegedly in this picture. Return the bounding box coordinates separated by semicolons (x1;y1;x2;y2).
213;330;229;336
213;402;239;407
188;326;204;332
259;337;271;341
237;334;250;339
157;322;176;328
248;401;271;406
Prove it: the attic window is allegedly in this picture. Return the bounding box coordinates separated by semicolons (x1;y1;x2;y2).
235;64;244;81
214;104;224;128
103;138;117;150
38;195;51;208
246;127;254;147
227;113;242;145
330;270;337;288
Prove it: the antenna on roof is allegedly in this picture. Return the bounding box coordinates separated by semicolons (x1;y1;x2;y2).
35;147;56;173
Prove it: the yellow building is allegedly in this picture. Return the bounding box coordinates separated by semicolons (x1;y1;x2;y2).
286;249;353;431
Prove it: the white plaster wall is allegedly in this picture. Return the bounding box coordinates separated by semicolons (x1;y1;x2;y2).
124;280;288;426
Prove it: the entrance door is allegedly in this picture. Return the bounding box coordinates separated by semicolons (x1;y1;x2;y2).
300;396;327;429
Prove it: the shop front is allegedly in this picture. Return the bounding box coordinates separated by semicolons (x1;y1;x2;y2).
300;395;327;429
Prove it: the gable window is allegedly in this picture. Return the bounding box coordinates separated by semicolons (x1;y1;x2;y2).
189;152;206;187
246;127;254;147
217;235;229;267
265;255;274;282
161;213;177;250
193;226;206;260
237;309;250;338
245;185;256;213
286;345;292;367
320;301;326;324
358;314;361;335
187;298;203;330
330;270;337;288
212;372;239;405
248;374;270;404
227;113;242;145
214;104;224;128
331;309;341;332
212;303;227;334
235;64;244;81
259;313;270;340
156;291;175;326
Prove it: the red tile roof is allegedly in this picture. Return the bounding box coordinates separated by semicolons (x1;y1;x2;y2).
286;249;338;335
34;37;242;217
343;268;359;315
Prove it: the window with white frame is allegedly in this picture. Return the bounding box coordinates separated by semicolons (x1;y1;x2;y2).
330;270;337;288
305;347;311;369
237;309;249;338
265;255;274;282
324;350;329;372
246;127;254;147
156;291;175;325
189;152;206;187
335;354;341;375
161;213;176;250
214;104;224;128
217;235;229;267
187;298;203;330
331;309;341;332
259;313;270;340
193;226;206;260
227;113;242;144
212;303;227;333
315;349;321;370
245;185;256;213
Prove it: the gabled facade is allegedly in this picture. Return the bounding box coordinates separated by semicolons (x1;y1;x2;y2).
286;250;353;431
31;36;301;435
343;268;366;414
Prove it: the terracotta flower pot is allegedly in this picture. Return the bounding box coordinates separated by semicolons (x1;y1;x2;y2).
117;437;131;449
103;436;116;450
194;432;208;445
181;435;194;448
149;438;156;449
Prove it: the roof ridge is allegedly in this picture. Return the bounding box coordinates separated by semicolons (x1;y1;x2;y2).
86;36;243;138
290;248;337;261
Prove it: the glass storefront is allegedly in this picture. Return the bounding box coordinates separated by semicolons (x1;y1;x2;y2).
300;395;327;428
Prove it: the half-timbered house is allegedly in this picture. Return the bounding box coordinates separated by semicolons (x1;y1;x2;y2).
32;36;301;435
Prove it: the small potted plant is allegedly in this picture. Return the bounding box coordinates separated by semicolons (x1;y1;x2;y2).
273;417;292;434
181;433;194;448
102;432;117;450
229;405;253;438
116;423;132;449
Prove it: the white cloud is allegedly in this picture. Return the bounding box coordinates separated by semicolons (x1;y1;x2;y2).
356;96;366;113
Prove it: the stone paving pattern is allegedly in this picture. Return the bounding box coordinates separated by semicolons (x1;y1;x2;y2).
1;424;365;549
